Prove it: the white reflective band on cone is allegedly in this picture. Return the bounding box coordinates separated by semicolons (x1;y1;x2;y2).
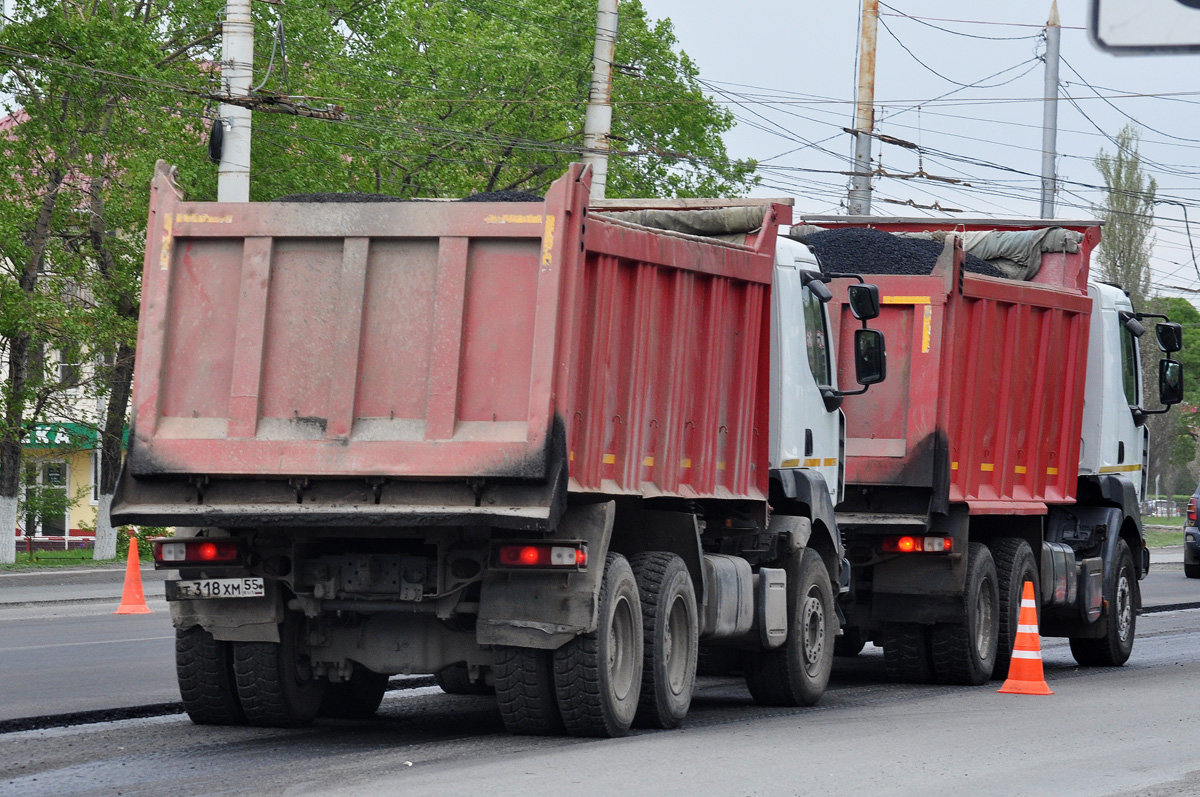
1011;650;1041;659
1017;624;1040;634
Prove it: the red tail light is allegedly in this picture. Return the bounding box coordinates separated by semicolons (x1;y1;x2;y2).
154;539;241;566
881;536;952;554
493;542;588;571
1188;497;1196;525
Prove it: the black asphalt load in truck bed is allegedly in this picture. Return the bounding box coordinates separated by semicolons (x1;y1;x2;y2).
798;227;1006;278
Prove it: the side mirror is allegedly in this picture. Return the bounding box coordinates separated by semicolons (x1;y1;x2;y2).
1156;322;1183;353
1160;359;1183;406
847;283;881;321
854;328;886;387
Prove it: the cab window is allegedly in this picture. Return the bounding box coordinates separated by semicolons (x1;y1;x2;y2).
1120;326;1139;407
802;286;831;386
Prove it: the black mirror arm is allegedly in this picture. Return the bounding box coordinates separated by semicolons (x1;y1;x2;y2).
825;272;875;328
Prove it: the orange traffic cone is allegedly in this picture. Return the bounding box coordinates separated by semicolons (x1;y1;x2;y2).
114;535;153;615
998;580;1051;695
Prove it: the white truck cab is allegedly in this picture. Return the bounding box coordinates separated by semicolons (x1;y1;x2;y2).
769;237;845;508
1079;282;1149;500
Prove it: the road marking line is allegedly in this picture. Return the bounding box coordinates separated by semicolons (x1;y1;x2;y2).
7;636;173;653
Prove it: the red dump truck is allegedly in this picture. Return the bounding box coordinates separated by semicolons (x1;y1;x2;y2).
798;217;1183;684
113;162;886;736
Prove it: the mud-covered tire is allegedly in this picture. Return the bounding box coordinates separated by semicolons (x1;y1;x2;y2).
436;662;494;696
492;647;562;735
1185;563;1200;579
176;625;245;725
931;542;999;685
318;665;389;719
743;547;836;707
878;624;935;683
990;537;1038;679
834;627;867;658
232;611;326;727
629;552;698;729
553;553;643;737
1070;539;1137;667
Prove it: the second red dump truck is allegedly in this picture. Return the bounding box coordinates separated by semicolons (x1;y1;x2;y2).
801;216;1183;684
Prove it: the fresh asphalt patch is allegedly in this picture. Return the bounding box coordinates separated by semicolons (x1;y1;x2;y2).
0;675;438;735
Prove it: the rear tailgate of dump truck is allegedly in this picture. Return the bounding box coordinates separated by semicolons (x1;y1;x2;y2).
113;162;787;529
813;218;1100;514
113;161;588;528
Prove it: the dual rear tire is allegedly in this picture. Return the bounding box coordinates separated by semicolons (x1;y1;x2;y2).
878;542;999;686
494;551;702;737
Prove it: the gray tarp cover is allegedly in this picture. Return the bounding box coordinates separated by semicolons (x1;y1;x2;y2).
788;225;1084;281
598;206;767;239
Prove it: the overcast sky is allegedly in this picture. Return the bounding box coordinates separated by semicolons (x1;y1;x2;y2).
638;0;1200;305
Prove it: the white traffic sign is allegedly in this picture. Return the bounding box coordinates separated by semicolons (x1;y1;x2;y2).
1091;0;1200;53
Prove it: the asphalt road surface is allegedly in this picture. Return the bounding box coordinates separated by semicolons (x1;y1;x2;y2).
0;609;1197;796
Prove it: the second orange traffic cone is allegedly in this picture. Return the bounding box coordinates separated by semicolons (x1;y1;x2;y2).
114;535;153;615
998;580;1051;695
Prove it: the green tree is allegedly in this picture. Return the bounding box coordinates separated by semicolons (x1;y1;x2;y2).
0;0;750;563
1094;124;1156;307
1144;297;1200;497
245;0;754;200
0;0;221;562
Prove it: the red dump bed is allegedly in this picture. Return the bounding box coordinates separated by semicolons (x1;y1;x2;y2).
123;162;788;522
823;218;1100;515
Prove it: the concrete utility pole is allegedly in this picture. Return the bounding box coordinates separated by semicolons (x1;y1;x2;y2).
583;0;618;201
218;0;253;202
1040;1;1061;219
848;0;879;216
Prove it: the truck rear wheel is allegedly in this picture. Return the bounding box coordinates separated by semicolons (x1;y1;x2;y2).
436;662;494;695
318;664;389;719
931;542;999;685
1070;539;1136;667
176;625;245;725
878;625;934;683
743;547;835;707
990;537;1038;679
492;647;562;735
553;552;643;737
232;611;327;727
630;552;698;729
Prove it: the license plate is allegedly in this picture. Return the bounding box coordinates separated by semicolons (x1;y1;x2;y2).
170;577;266;600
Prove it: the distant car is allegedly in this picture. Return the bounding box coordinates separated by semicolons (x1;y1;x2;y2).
1185;491;1200;579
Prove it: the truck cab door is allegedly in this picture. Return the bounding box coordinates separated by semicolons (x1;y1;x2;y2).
1079;284;1146;500
769;243;843;508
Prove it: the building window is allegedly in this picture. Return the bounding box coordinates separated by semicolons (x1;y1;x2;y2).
22;460;69;537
